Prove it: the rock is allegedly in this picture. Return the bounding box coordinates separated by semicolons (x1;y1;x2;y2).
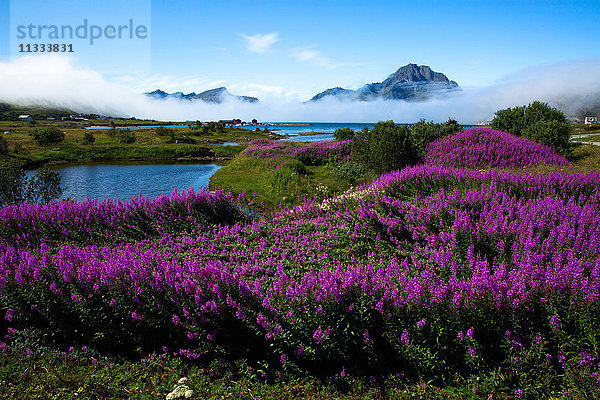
166;378;194;399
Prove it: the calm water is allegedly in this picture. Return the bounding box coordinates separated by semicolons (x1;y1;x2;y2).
85;122;375;133
212;142;239;146
241;122;374;135
282;133;334;142
39;162;222;201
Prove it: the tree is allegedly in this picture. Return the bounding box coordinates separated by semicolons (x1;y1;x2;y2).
490;105;525;135
24;167;64;204
0;162;24;205
30;126;65;145
409;118;462;158
352;120;418;174
82;131;95;145
491;101;571;156
333;127;355;141
523;120;572;157
0;161;64;206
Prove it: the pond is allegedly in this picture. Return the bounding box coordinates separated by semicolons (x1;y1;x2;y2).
36;161;222;201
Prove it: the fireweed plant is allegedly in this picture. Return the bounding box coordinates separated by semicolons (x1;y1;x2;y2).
425;127;569;168
241;139;352;169
1;129;599;396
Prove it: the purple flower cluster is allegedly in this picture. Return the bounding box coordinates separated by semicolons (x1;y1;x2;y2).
424;127;569;168
0;188;244;247
1;163;599;380
242;139;351;167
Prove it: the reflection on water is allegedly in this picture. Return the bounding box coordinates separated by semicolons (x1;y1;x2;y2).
37;162;222;201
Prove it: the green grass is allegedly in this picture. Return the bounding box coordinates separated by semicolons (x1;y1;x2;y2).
209;155;374;210
573;134;600;142
0;122;271;167
0;344;524;400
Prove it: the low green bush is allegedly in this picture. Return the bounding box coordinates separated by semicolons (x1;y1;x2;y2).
334;161;368;182
116;129;136;144
30;126;65;145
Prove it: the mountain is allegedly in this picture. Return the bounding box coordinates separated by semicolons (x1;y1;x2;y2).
146;87;259;103
309;64;460;102
309;87;356;102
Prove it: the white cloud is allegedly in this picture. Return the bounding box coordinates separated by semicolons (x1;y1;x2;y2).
292;45;331;67
112;71;226;94
1;55;599;124
294;47;319;62
229;83;300;101
239;33;279;53
292;45;368;70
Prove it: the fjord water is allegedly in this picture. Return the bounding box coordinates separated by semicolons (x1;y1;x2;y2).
42;162;222;201
241;122;374;135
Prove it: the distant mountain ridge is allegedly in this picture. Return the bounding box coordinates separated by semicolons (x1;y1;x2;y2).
309;63;460;102
146;87;259;104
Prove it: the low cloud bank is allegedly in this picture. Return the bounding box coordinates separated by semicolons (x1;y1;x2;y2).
1;55;599;124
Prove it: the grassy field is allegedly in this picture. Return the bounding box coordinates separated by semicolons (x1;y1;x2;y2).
0;121;275;167
209;154;375;211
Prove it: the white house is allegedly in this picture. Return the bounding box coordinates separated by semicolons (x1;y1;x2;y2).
585;116;598;125
18;114;33;122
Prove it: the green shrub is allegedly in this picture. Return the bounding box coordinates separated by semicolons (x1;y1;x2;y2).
491;101;571;156
409;118;461;157
286;159;307;175
334;161;368;182
523;120;572;157
116;129;136;144
155;126;175;137
352;120;417;174
30;126;65;145
333;127;355;141
82;131;95;145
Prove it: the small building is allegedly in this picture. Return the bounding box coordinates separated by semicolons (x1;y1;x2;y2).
18;114;33;122
585;116;598;125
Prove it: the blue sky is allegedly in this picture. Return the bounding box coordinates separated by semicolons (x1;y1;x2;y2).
1;0;600;101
